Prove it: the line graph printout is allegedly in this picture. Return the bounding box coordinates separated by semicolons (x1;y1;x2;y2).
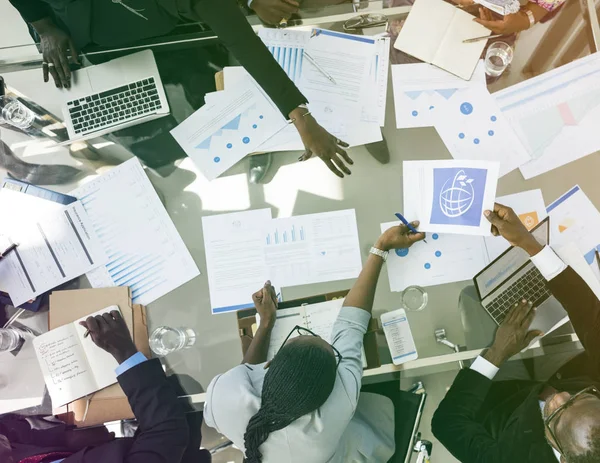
494;53;600;179
70;158;200;305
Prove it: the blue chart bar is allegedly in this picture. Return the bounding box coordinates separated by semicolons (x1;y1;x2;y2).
284;231;288;243
275;229;279;244
268;46;303;82
300;226;305;240
266;225;306;245
291;225;296;242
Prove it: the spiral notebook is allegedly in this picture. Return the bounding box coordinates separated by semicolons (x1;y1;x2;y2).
258;299;367;366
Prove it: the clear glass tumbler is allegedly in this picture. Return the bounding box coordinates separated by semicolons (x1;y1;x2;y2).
0;97;35;130
484;42;514;77
400;285;428;312
149;326;196;357
0;327;24;353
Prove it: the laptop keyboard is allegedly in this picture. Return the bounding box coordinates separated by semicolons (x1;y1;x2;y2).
67;77;162;136
485;267;552;325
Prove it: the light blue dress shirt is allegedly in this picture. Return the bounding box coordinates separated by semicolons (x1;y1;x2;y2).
50;352;147;463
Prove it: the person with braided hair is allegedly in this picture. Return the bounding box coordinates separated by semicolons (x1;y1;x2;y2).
204;222;427;462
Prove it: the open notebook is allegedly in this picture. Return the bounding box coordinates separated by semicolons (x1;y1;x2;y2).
259;299;367;367
394;0;491;80
33;306;121;407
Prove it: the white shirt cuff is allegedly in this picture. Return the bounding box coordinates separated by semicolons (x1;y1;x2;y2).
530;245;567;281
470;355;499;380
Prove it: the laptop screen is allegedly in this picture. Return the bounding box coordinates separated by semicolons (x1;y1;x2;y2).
475;218;550;300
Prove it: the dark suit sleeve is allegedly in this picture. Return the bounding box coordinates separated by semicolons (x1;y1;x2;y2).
118;358;190;463
432;369;506;463
547;266;600;373
8;0;51;23
194;0;307;116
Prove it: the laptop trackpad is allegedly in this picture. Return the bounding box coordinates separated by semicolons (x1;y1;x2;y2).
530;297;568;334
86;62;128;93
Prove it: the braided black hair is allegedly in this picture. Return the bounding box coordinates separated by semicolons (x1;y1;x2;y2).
243;340;337;463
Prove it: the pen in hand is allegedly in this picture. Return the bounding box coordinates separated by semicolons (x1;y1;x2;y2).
395;213;427;244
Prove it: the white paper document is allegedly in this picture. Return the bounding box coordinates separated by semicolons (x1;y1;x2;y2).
171;79;287;180
70;158;200;305
33;307;120;407
494;52;600;179
403;160;500;236
202;209;272;314
556;242;600;298
0;190;107;307
391;61;486;129
381;222;490;290
264;209;362;287
433;84;531;177
546;185;600;281
393;0;490;80
484;189;547;261
203;208;362;314
258;28;383;147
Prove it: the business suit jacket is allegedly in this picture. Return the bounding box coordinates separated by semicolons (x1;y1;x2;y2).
8;0;306;117
432;266;600;463
4;359;209;463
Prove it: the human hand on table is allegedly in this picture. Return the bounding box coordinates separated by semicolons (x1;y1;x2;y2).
474;7;531;34
251;0;299;25
291;108;353;178
253;280;278;329
484;203;543;256
484;300;543;367
79;310;137;364
375;222;426;252
32;18;80;89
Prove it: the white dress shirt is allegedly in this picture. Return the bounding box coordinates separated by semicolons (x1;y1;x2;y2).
470;245;566;462
204;306;395;463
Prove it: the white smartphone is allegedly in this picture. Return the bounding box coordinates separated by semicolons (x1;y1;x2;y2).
381;308;418;365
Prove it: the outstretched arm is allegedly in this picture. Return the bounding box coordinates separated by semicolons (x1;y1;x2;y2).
344;222;425;313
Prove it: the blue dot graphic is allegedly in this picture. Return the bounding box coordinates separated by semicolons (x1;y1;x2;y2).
259;115;264;120
226;143;233;149
435;251;442;257
412;110;418;117
253;124;257;129
213;157;220;163
432;233;439;240
458;133;465;139
460;102;473;115
424;263;431;270
429;105;435;110
474;138;480;145
242;137;250;144
491;115;497;122
488;130;494;136
395;248;409;257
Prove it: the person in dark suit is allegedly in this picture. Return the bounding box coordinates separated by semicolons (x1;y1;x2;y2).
0;310;210;463
8;0;353;178
432;204;600;463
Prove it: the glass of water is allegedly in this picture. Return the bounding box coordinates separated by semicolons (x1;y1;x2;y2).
484;42;514;77
401;285;428;312
0;96;35;130
149;326;196;357
0;327;24;353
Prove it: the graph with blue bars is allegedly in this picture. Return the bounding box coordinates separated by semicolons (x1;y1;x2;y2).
267;46;304;83
266;225;305;245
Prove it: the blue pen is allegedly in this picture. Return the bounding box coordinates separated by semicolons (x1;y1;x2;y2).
395;213;427;244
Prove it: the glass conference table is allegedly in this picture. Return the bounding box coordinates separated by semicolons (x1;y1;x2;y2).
0;0;599;399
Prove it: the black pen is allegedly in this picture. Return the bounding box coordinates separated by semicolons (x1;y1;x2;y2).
0;243;19;260
595;249;600;273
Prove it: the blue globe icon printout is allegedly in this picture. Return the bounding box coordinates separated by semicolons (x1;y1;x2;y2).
430;167;487;227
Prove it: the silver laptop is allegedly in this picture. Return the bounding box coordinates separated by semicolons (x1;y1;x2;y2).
473;217;568;336
60;49;170;142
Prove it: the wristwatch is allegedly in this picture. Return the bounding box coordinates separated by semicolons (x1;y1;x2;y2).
369;246;389;262
523;8;535;28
